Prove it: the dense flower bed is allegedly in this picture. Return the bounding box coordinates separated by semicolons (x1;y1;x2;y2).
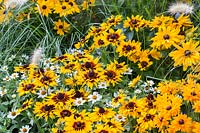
0;0;200;133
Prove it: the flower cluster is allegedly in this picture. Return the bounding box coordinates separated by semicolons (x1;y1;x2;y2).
1;1;200;133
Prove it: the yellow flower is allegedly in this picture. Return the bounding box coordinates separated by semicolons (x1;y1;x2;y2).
155;94;182;118
36;0;52;17
33;101;56;121
123;15;147;31
81;0;95;10
193;100;200;113
138;57;153;71
149;15;173;29
192;121;200;133
47;89;75;108
54;1;80;17
18;98;33;113
182;80;200;102
170;14;193;28
0;7;12;24
129;75;141;88
17;80;38;96
103;29;126;46
119;96;143;117
89;107;116;122
149;49;162;60
64;117;92;133
101;15;122;28
35;69;58;88
151;26;184;50
54;19;70;36
168;114;192;133
169;40;200;71
102;63;122;86
116;40;141;58
94;124;113;133
136;109;157;132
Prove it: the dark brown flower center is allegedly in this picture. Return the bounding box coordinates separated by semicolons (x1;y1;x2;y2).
73;121;85;131
60;110;72;117
131;19;137;24
42;76;50;81
99;130;108;133
98;39;104;45
57;130;64;133
74;91;83;98
166;105;172;110
62;6;66;9
159;117;163;122
146;114;151;119
163;34;170;40
126;102;135;109
59;25;63;29
191;91;196;96
42;5;47;9
147;93;154;100
43;105;54;111
99;107;106;114
88;70;95;78
125;45;132;51
85;62;92;68
57;93;65;100
69;2;73;6
105;71;116;79
109;19;115;23
179;119;184;125
184;50;191;56
22;103;28;109
107;122;113;127
141;61;148;68
25;84;35;91
172;19;178;23
107;33;119;42
74;113;81;119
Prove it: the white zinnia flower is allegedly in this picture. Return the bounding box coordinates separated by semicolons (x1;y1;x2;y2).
98;82;107;89
123;67;133;75
135;89;142;94
0;65;8;71
7;110;20;119
0;87;7;97
88;92;102;104
115;114;126;122
147;80;154;86
168;2;193;15
74;98;86;106
10;73;19;79
19;125;31;133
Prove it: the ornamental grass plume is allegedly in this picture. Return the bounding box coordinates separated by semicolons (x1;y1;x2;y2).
5;0;28;9
30;47;43;65
168;2;193;15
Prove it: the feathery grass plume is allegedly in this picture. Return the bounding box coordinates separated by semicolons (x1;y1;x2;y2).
5;0;28;9
31;47;43;65
168;2;193;15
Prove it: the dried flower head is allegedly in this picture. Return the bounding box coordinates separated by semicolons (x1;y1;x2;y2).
31;47;43;65
168;2;193;15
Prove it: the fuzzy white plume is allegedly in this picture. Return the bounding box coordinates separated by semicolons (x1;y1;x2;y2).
31;47;43;65
5;0;28;9
168;2;193;15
